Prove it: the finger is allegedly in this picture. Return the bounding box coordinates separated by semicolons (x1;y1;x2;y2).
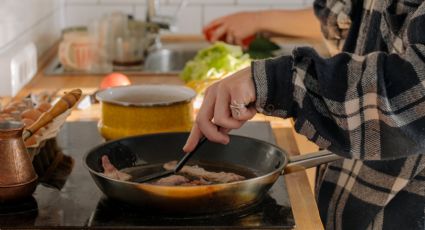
211;25;227;42
233;106;257;121
226;31;234;44
197;118;230;144
183;123;203;153
218;126;232;134
197;114;230;145
196;88;230;144
214;88;244;129
218;122;249;136
234;36;243;47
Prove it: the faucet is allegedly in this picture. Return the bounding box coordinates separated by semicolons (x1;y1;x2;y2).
146;0;187;31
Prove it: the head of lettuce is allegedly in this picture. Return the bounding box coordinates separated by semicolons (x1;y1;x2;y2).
180;42;251;94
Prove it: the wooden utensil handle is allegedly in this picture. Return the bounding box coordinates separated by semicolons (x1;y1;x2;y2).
23;89;82;140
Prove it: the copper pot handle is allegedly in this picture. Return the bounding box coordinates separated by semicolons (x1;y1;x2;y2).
283;150;342;174
23;89;82;140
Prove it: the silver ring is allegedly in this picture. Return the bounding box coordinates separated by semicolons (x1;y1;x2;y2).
230;101;247;117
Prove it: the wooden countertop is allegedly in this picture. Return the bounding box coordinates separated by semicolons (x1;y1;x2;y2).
8;37;324;230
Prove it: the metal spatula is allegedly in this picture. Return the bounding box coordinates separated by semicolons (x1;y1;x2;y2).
133;137;207;183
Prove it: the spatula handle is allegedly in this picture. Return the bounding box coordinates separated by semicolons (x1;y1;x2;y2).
23;89;82;140
174;137;207;173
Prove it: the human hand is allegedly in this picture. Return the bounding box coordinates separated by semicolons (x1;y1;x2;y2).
203;12;261;47
183;67;257;152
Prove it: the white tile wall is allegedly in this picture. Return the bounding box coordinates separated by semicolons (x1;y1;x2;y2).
63;0;312;35
237;0;305;5
66;0;98;4
203;5;271;27
134;5;147;21
65;5;134;27
99;0;147;5
135;5;203;34
169;0;235;5
0;0;63;56
27;11;63;55
0;0;314;58
0;0;314;56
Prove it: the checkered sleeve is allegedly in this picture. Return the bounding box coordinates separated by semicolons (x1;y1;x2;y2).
251;10;425;161
313;0;353;40
313;0;354;53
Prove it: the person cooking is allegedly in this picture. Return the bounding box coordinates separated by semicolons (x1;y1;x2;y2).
183;1;425;230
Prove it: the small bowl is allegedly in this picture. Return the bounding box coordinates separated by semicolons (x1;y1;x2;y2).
96;85;196;140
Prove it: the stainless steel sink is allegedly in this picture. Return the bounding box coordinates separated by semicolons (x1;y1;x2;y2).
44;41;209;76
143;42;208;73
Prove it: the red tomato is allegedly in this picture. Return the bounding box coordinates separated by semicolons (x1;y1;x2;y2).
100;73;131;90
242;35;255;48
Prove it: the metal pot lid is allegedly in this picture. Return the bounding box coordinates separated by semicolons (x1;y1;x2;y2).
96;85;196;107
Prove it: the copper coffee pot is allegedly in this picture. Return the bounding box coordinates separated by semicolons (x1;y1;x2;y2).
0;89;82;202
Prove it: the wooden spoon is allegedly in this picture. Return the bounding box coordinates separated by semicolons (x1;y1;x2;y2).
22;89;82;140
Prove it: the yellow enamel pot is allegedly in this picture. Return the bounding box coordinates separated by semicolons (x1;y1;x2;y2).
96;85;196;140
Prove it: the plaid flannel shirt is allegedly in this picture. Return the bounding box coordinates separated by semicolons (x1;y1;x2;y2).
252;0;425;229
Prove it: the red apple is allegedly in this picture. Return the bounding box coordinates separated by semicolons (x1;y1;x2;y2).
100;72;131;90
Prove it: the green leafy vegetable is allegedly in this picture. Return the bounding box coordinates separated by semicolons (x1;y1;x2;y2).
180;42;251;83
247;36;280;59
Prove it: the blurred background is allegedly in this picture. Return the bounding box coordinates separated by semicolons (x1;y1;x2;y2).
0;0;314;58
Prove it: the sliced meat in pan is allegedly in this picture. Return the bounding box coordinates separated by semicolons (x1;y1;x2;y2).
163;161;245;183
101;155;132;181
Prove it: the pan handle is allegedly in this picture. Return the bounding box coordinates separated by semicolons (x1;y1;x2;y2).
283;150;342;174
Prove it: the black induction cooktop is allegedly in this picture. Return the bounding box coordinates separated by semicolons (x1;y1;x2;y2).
0;121;295;229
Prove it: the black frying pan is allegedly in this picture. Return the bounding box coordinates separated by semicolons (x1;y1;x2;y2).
84;132;340;214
